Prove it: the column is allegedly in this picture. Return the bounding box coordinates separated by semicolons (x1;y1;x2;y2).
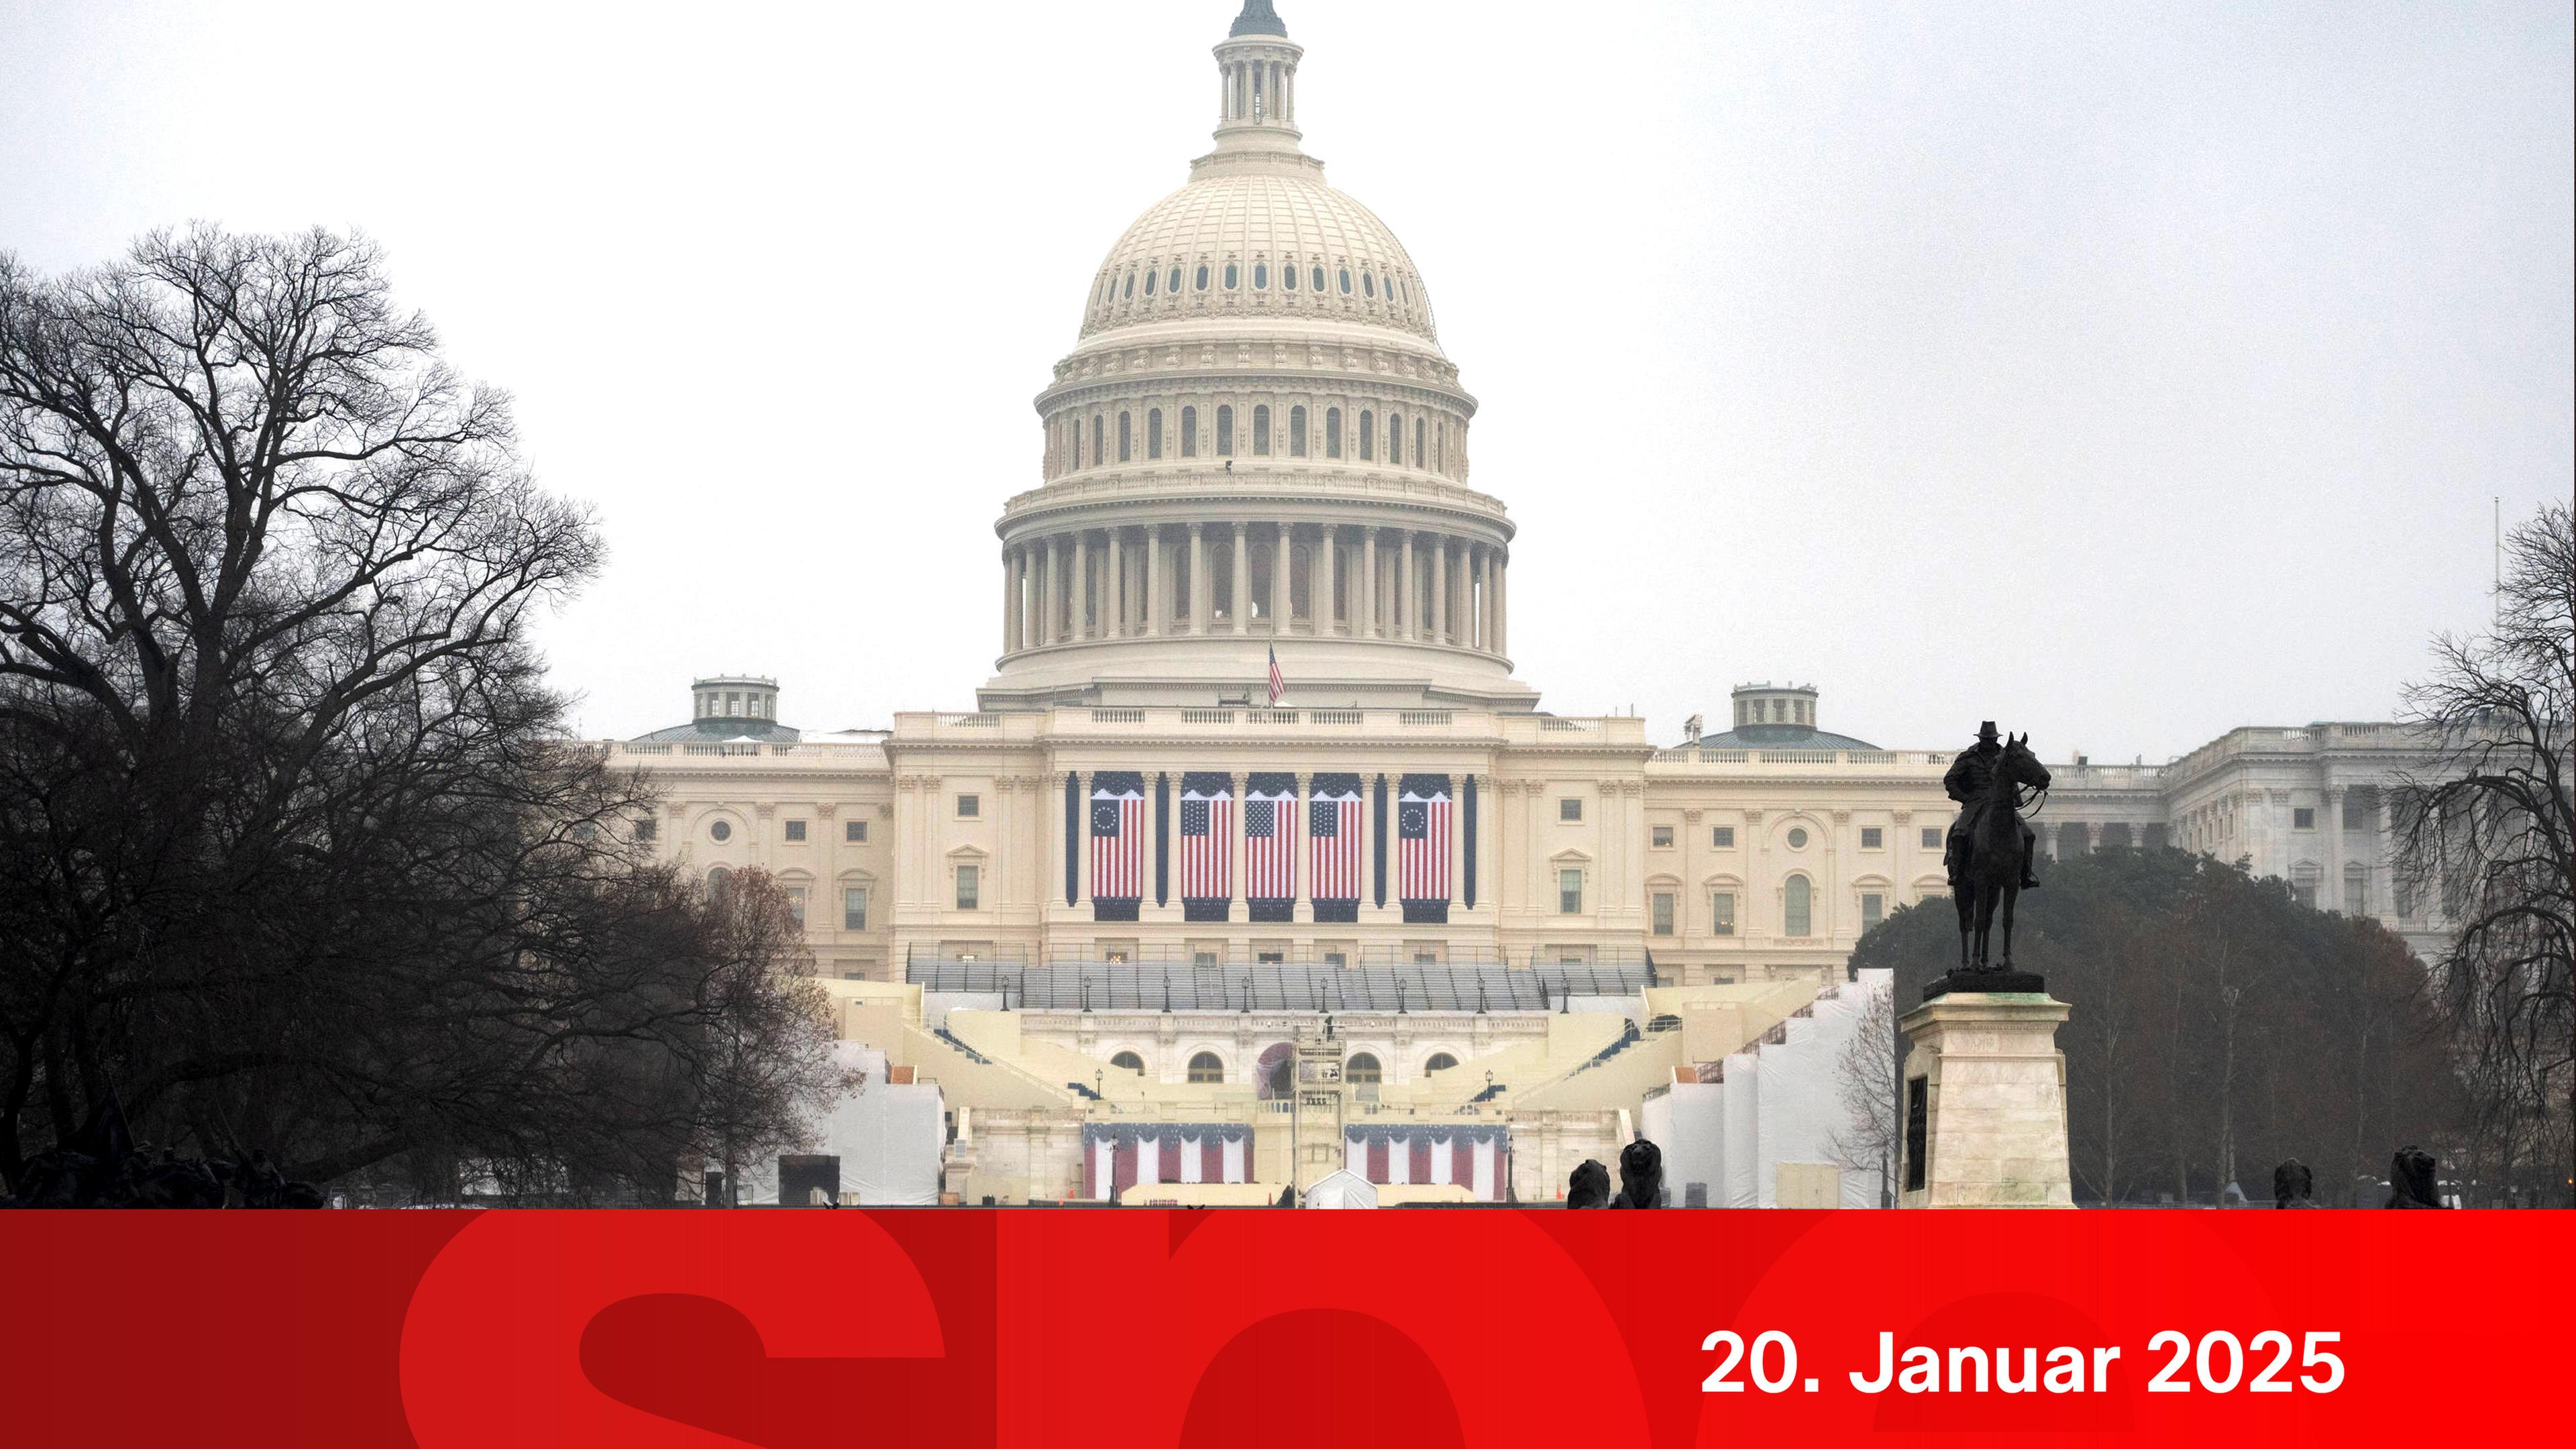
1481;546;1497;652
1042;537;1061;643
1107;531;1124;639
1360;529;1379;638
1231;524;1250;633
1399;532;1416;640
1002;547;1020;654
1432;536;1449;644
1145;525;1164;636
1271;521;1290;634
1188;523;1207;635
1073;531;1091;639
1493;549;1507;656
1322;525;1341;635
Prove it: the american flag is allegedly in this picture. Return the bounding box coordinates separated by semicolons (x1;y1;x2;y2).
1267;646;1284;706
1397;774;1452;905
1178;772;1234;905
1308;774;1364;906
1089;773;1144;902
1244;775;1297;904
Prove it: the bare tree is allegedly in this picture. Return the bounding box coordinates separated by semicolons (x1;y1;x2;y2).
692;868;855;1204
1827;977;1898;1207
2394;502;2574;1205
0;227;845;1200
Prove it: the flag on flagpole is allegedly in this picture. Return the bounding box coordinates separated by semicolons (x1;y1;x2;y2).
1267;646;1284;706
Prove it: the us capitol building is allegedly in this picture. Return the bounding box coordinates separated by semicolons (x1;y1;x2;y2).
602;4;2452;1206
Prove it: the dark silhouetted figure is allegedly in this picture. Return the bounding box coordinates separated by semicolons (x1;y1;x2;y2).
1610;1140;1664;1209
2385;1146;2445;1208
1275;1183;1296;1208
2272;1159;2317;1208
1565;1159;1610;1208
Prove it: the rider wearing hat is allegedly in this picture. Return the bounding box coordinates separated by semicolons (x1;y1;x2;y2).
1945;721;2041;890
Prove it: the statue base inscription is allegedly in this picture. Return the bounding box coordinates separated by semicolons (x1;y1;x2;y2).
1897;991;2075;1209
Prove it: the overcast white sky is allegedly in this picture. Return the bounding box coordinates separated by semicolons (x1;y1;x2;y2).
4;1;2567;759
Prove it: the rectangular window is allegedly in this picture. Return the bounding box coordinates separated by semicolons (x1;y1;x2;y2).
1921;826;1941;849
1559;798;1582;822
1651;825;1674;849
1323;951;1348;967
634;818;658;842
1181;406;1197;457
785;886;806;926
1862;892;1884;932
1860;826;1882;849
1253;405;1271;454
2293;807;2315;829
2343;798;2371;830
1652;892;1675;936
1290;406;1308;456
1710;824;1736;848
1325;407;1342;458
785;819;807;842
2344;878;2368;916
1193;949;1220;967
842;887;869;931
1559;869;1584;914
2291;880;2316;910
957;794;980;818
1711;892;1735;935
955;865;980;910
846;819;868;843
1217;405;1234;455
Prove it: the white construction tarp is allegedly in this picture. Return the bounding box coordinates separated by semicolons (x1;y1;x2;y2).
739;1043;945;1206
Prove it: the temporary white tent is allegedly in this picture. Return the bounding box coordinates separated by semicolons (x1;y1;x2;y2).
1301;1169;1379;1210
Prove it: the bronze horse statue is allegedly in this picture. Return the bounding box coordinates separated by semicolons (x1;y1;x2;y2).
1949;732;2050;971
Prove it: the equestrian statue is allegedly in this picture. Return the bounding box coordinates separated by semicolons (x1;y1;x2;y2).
1943;721;2051;972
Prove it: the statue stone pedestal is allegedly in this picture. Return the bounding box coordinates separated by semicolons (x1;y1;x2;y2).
1897;991;2074;1209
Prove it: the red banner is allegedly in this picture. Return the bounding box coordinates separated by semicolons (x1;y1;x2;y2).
0;1211;2559;1446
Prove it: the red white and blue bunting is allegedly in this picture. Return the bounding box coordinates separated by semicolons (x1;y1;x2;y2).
1082;1123;1253;1199
1342;1124;1510;1201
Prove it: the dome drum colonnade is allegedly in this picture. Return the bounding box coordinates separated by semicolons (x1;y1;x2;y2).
979;0;1529;708
998;519;1507;658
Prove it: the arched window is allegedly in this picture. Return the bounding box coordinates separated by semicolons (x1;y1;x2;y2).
1147;408;1163;460
1358;410;1375;460
1312;266;1326;292
1252;405;1272;455
1123;271;1135;299
1144;268;1157;296
1338;267;1352;294
1093;415;1104;465
1325;407;1342;458
1187;1052;1225;1084
706;866;733;902
1363;272;1376;298
1289;405;1308;456
1784;875;1812;936
1283;262;1298;290
1181;405;1198;457
1254;261;1269;288
1217;404;1234;455
1195;264;1210;290
1117;411;1132;462
1345;1053;1382;1085
1388;413;1403;465
1257;1042;1293;1099
1414;417;1426;466
1424;1052;1458;1075
1110;1051;1144;1073
1224;262;1239;289
1168;266;1182;294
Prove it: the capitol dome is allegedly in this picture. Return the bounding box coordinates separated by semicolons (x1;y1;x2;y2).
981;1;1535;713
1078;172;1440;347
